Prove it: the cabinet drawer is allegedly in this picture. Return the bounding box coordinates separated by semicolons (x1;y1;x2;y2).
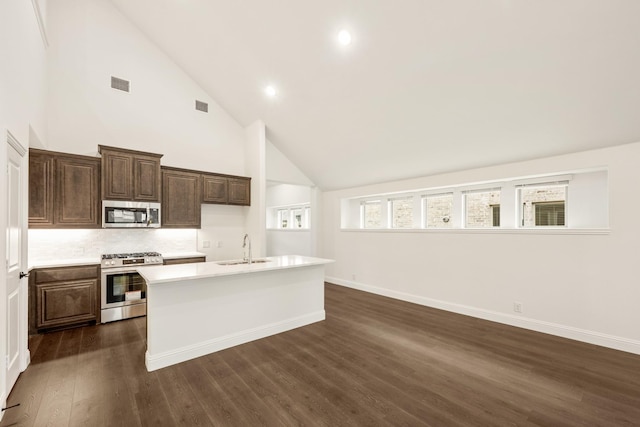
163;256;206;265
35;280;97;329
34;265;99;284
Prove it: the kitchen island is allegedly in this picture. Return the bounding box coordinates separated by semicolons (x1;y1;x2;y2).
138;255;333;371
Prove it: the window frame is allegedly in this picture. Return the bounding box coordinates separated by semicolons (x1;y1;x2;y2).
389;196;414;229
517;183;568;228
463;188;502;229
421;192;454;229
271;203;311;230
342;170;607;233
360;199;383;229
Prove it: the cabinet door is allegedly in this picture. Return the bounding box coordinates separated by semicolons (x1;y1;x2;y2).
162;169;201;228
55;156;101;227
29;150;55;227
202;174;228;204
35;280;97;329
228;177;251;206
102;150;133;200
134;155;161;202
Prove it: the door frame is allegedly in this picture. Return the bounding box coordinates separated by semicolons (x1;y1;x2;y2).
1;127;30;415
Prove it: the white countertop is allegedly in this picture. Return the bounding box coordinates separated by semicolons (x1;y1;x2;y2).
29;258;100;270
139;255;334;285
28;252;207;270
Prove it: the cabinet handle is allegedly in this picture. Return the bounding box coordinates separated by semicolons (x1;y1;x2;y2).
19;271;30;279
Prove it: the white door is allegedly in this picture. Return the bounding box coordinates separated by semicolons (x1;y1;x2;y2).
5;135;27;395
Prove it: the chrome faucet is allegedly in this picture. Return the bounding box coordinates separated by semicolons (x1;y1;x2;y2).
242;233;252;264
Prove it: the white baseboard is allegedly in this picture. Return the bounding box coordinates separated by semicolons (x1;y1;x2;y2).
146;310;325;371
326;276;640;355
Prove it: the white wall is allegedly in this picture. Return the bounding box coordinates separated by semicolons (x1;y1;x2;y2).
244;120;267;258
267;184;311;210
0;0;48;147
197;205;248;261
266;183;313;256
45;0;246;176
266;140;313;186
321;142;640;355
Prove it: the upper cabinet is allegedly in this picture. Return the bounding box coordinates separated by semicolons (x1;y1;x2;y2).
202;174;228;204
162;167;202;228
201;173;251;206
29;149;101;228
228;177;251;206
29;150;55;227
29;146;251;229
99;145;162;202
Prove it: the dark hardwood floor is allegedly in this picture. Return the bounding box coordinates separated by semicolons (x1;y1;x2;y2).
2;283;640;426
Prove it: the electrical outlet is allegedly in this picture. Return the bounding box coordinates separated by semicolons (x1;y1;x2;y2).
351;274;356;281
513;302;523;313
202;241;211;248
216;241;223;248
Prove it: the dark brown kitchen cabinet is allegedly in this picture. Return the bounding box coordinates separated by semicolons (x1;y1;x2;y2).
30;264;100;333
29;149;101;228
202;174;228;204
201;173;251;206
228;177;251;205
99;145;162;202
55;155;101;227
163;256;206;265
162;167;202;228
29;150;55;226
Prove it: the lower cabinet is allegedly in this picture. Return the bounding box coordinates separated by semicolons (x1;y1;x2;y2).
163;256;206;265
30;265;100;333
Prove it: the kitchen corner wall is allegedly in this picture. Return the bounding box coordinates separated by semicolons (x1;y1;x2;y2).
321;141;640;355
27;0;262;262
44;0;246;176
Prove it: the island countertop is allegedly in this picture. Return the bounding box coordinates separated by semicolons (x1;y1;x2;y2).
138;254;334;285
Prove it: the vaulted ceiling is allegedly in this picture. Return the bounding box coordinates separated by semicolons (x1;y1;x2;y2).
109;0;640;190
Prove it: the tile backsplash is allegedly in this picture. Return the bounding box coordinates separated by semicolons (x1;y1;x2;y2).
29;228;197;262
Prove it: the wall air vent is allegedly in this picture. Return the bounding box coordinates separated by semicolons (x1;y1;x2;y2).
195;100;209;113
111;76;130;92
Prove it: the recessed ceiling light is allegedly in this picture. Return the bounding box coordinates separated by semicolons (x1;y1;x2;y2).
338;29;352;46
264;85;277;97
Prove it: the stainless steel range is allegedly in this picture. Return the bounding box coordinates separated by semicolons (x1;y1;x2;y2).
101;252;163;323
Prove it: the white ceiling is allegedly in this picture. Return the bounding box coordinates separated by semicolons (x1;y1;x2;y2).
109;0;640;190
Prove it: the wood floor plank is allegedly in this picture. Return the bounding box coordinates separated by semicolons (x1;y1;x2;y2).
3;283;640;427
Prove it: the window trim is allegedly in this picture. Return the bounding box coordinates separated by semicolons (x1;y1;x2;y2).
421;192;454;229
517;182;568;229
462;188;502;229
342;169;607;232
270;203;311;230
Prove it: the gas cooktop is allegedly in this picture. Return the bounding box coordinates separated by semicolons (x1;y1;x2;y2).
101;252;162;259
101;252;163;268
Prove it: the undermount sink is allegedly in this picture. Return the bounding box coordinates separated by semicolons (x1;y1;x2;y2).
217;259;270;266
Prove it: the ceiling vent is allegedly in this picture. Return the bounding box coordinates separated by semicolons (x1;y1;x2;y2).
111;76;130;92
195;100;208;113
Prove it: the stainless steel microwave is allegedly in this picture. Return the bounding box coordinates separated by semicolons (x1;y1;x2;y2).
102;201;161;228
